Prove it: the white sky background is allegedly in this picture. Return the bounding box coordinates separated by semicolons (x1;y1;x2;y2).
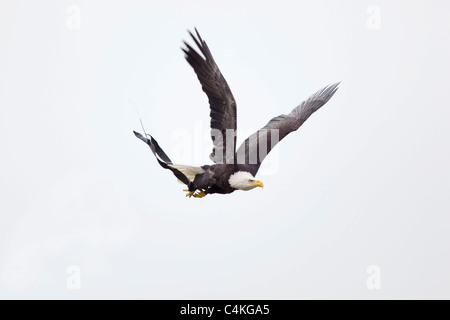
0;0;449;299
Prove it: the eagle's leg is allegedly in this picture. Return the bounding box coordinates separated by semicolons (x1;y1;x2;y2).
184;189;195;197
184;182;198;197
183;189;206;198
193;189;207;198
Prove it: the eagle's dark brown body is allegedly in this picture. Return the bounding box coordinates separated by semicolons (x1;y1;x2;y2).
190;164;237;194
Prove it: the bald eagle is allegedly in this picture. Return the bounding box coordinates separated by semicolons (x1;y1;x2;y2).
134;29;339;198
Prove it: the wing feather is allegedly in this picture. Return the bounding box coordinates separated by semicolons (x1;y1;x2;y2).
236;82;340;175
183;28;237;164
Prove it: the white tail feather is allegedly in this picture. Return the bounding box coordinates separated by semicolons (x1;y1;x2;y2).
167;164;205;183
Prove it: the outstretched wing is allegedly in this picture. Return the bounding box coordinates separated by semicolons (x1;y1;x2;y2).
182;28;237;164
236;83;340;176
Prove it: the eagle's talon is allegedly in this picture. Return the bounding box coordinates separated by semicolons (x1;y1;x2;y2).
193;190;207;198
185;190;195;197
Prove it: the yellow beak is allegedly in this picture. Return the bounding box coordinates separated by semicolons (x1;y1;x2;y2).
251;180;264;188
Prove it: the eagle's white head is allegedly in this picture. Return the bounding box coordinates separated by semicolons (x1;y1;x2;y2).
228;171;264;191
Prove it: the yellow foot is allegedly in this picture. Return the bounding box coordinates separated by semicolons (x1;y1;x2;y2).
193;190;207;198
184;189;195;198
